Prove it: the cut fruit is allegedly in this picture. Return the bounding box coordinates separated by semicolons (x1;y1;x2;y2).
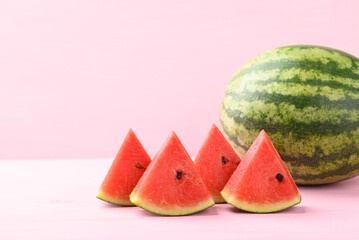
96;129;151;206
130;131;215;215
194;124;241;203
221;130;301;213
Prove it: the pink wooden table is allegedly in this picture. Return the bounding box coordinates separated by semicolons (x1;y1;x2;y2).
1;158;359;239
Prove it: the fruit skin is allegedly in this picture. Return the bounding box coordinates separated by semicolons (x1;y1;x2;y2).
96;129;151;206
194;124;241;203
220;45;359;185
130;131;215;216
221;130;301;213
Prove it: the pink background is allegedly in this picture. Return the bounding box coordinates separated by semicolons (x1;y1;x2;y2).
1;0;359;159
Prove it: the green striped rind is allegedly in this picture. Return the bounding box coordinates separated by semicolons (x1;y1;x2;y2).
221;188;302;213
236;45;359;76
96;191;134;206
130;193;215;216
220;45;359;184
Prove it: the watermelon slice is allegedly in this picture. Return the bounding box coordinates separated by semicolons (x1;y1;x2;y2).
96;129;151;206
130;131;215;215
221;130;301;213
194;124;241;203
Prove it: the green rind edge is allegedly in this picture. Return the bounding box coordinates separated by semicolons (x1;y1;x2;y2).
130;194;215;216
96;194;134;206
278;45;359;61
220;190;302;213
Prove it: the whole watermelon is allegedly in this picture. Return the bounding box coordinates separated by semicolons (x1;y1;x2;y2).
220;45;359;185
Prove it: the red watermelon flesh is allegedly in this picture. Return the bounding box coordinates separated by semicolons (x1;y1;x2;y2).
96;129;151;206
194;124;241;203
130;131;215;215
221;130;301;213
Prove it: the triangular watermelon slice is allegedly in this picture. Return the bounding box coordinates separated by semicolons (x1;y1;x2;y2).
96;129;151;206
194;124;241;203
221;130;301;213
130;131;215;215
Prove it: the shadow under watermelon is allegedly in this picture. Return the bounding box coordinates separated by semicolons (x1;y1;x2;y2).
225;204;306;214
136;205;220;217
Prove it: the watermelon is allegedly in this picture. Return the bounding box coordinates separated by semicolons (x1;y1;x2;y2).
96;129;151;205
221;130;301;213
220;45;359;184
194;124;241;203
130;131;215;215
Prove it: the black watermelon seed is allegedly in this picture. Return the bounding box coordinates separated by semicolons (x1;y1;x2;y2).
221;156;229;165
176;171;182;180
276;173;284;182
135;163;144;169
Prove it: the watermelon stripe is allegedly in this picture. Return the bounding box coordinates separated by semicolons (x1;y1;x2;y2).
221;114;359;170
288;151;359;179
231;69;280;84
219;118;249;152
240;46;359;74
254;76;359;93
225;91;359;111
291;162;359;181
283;144;358;167
289;45;359;62
275;46;359;65
223;105;359;137
243;82;359;101
222;99;359;126
230;68;359;91
288;45;359;62
237;59;359;81
220;108;359;163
